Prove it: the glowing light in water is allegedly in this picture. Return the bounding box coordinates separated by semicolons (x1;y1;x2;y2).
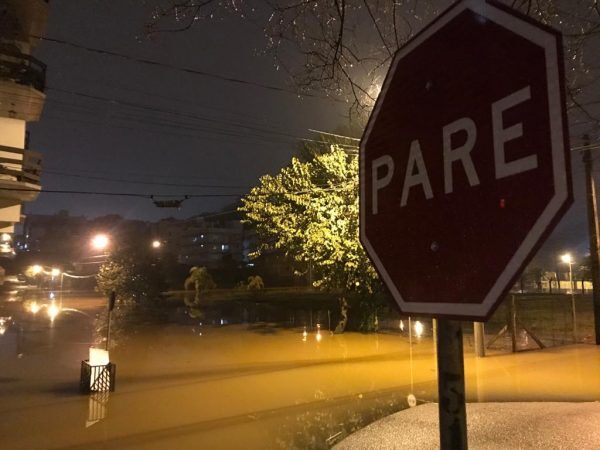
414;320;424;338
47;303;60;321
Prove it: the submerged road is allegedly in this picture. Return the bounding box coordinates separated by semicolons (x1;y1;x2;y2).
0;295;599;449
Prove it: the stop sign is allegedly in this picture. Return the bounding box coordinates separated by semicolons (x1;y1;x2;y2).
360;0;572;320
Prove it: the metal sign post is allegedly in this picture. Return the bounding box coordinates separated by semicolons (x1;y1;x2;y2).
436;319;468;449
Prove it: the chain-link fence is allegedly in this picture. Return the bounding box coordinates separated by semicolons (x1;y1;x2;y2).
483;293;596;352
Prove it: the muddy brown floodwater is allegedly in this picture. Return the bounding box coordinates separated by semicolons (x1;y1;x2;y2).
0;293;599;449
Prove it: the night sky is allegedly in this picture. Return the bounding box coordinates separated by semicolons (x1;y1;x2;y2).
25;1;594;262
27;1;345;221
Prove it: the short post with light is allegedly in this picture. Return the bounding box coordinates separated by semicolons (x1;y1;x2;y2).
79;290;117;394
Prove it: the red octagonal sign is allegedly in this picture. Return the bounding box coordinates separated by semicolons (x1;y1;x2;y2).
360;0;572;320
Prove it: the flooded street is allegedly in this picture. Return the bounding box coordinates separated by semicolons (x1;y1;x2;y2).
0;293;599;449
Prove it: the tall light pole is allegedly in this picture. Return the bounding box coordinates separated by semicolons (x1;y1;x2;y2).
582;134;600;345
561;253;577;342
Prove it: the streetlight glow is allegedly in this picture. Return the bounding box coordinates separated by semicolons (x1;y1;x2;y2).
47;303;60;321
31;265;43;275
91;234;110;251
561;253;573;264
50;268;61;277
152;240;162;249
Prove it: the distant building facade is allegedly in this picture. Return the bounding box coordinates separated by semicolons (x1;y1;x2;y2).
17;212;151;267
16;211;299;284
155;215;245;269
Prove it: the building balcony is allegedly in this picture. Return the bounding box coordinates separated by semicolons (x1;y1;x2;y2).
0;46;46;92
0;46;46;121
0;0;50;47
0;145;42;202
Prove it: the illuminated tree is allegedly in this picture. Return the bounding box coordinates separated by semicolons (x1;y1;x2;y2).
184;266;217;301
148;1;600;130
239;145;382;331
95;240;169;346
97;243;166;303
247;275;265;289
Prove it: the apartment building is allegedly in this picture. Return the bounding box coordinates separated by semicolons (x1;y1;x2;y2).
0;0;47;256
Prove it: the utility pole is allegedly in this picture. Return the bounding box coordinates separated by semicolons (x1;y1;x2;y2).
582;134;600;345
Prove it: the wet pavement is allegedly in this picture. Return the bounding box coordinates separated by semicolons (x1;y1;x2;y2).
335;402;600;449
0;293;599;449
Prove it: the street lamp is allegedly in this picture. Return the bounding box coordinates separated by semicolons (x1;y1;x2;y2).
560;253;574;293
91;234;110;251
31;264;43;275
50;267;61;277
561;252;577;342
151;240;162;249
561;252;573;265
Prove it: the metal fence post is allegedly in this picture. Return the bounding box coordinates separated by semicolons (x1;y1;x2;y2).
473;322;485;358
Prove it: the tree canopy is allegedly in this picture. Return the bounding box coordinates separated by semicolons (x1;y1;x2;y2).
96;238;167;303
239;145;379;296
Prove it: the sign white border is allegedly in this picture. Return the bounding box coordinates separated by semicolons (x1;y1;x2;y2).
359;0;569;318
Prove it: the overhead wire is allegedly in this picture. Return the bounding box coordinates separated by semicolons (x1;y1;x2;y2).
5;87;359;150
34;35;344;103
0;181;355;199
41;164;252;182
57;74;297;129
42;169;253;189
0;86;354;149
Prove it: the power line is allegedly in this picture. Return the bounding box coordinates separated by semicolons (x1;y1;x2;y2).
31;87;312;141
308;129;361;141
0;182;355;200
40;113;300;149
43;169;253;189
0;87;311;148
40;87;358;149
0;187;243;198
0;85;360;150
57;74;296;129
35;35;342;103
42;164;252;183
